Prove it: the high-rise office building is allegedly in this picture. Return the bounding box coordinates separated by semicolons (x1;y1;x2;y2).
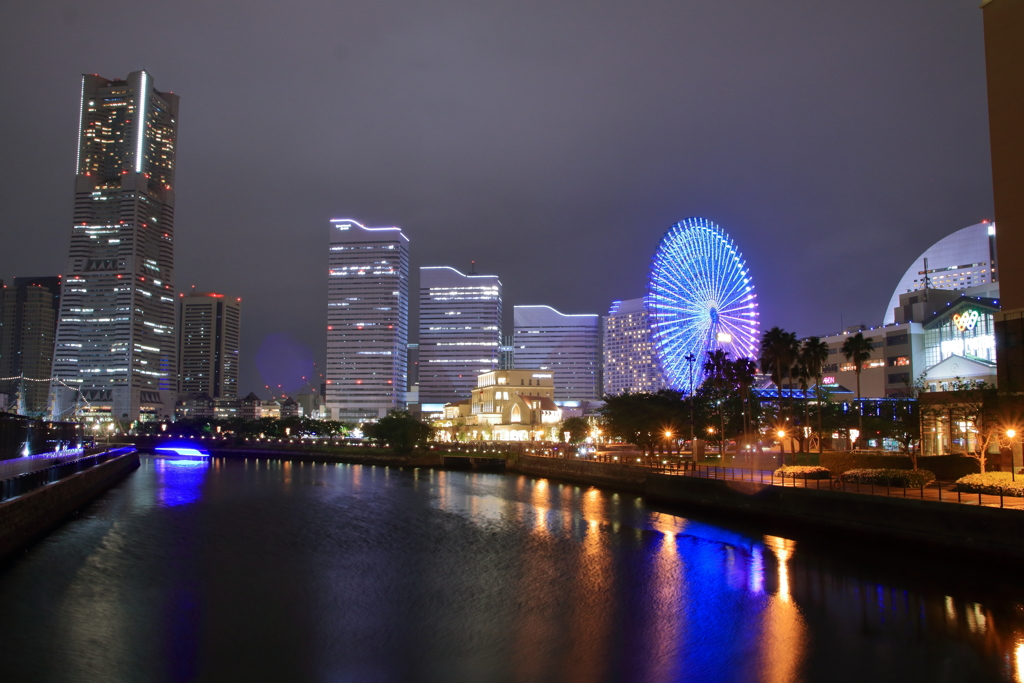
50;71;178;422
177;292;241;400
326;219;409;421
513;305;601;402
0;277;62;415
602;298;666;396
418;266;501;407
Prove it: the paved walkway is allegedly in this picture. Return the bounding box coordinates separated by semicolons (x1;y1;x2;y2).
0;448;106;481
653;464;1024;510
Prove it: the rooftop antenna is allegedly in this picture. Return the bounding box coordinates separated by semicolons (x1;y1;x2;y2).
469;260;477;275
922;258;929;302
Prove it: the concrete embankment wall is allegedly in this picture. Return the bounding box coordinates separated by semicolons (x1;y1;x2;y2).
0;451;140;562
508;455;648;493
205;447;439;468
511;454;1024;561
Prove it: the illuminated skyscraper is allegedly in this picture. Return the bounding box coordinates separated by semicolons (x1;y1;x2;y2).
418;267;501;408
326;219;409;421
50;71;178;422
0;277;62;415
177;292;241;399
513;305;601;402
602;298;666;396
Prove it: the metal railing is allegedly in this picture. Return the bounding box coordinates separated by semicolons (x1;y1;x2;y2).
0;447;134;503
525;450;1024;511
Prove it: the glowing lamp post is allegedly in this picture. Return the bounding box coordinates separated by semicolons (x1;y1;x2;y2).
1008;429;1021;481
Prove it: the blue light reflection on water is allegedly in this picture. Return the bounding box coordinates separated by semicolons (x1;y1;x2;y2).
154;457;210;507
0;460;1020;682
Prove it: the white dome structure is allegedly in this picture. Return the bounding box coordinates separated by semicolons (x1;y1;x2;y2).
883;222;998;324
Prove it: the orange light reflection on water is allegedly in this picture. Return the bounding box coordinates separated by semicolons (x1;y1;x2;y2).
758;535;807;683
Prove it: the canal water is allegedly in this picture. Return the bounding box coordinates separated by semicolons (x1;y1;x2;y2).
1;456;1022;683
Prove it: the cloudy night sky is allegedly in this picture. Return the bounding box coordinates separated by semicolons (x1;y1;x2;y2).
0;0;994;397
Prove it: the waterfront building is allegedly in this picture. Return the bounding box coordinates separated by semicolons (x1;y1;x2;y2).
0;277;62;416
239;392;263;420
817;294;999;399
177;292;240;400
602;297;667;396
513;305;601;402
436;369;561;442
280;397;300;418
296;384;322;420
884;222;999;325
50;71;179;422
418;267;501;410
326;219;409;421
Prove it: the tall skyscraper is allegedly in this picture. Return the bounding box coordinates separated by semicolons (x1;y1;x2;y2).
0;277;62;415
326;219;409;421
513;305;601;402
177;292;241;400
602;298;666;396
418;266;501;407
50;71;178;422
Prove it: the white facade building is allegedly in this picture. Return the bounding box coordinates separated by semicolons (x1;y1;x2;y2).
884;222;999;325
326;219;409;421
602;298;666;395
513;305;601;402
418;267;501;408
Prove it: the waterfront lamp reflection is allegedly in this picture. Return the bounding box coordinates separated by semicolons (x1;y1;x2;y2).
154;457;210;507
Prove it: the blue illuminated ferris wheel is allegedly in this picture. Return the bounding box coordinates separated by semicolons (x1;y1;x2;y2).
646;218;759;393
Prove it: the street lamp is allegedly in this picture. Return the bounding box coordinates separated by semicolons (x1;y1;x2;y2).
1008;429;1020;481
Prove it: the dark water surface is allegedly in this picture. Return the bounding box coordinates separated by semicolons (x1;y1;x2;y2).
1;456;1023;683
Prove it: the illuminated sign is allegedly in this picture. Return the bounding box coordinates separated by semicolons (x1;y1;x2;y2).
952;309;981;333
532;373;552;379
822;376;837;386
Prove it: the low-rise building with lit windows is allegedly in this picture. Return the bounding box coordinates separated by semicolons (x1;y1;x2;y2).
436;369;562;441
816;293;1000;400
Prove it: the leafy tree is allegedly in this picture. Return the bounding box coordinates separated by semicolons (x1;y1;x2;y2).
362;411;433;453
841;332;874;446
600;390;687;456
560;416;590;444
730;357;758;448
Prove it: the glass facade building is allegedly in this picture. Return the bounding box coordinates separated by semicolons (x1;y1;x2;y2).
50;71;178;422
418;267;501;406
326;219;409;421
513;305;601;402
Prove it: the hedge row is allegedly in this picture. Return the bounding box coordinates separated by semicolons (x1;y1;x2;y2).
838;468;936;488
955;473;1024;497
773;465;831;480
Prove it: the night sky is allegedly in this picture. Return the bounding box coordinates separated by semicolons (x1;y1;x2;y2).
0;0;994;397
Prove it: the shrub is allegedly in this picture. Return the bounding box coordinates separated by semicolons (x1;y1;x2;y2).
956;473;1024;497
839;468;935;488
774;465;830;479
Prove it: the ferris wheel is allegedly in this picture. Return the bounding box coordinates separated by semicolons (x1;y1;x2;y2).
646;217;759;392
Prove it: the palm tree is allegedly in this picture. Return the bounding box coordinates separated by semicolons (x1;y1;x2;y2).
791;361;810;454
800;337;830;453
730;357;757;450
841;332;874;447
759;327;800;458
